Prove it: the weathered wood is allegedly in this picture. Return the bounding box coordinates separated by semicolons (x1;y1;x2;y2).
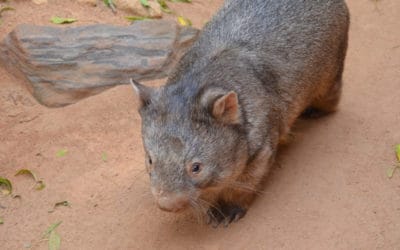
0;20;199;107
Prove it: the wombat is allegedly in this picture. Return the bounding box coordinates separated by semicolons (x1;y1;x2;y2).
131;0;349;226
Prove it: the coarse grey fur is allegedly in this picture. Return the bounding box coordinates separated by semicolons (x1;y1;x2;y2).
132;0;349;226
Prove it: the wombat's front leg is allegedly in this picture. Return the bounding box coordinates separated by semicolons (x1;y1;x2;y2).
207;145;274;227
207;196;250;227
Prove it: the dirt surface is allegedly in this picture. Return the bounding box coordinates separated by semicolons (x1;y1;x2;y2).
1;0;399;249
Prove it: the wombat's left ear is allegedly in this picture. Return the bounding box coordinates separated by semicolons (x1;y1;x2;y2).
130;78;153;109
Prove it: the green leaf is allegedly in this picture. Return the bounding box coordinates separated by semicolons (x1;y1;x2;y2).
101;152;108;162
125;16;150;22
50;17;77;24
177;15;192;26
0;216;3;224
103;0;116;12
0;6;15;16
140;0;150;8
395;144;400;162
43;221;62;239
0;177;12;195
157;0;172;13
56;149;68;157
386;167;395;179
48;230;61;250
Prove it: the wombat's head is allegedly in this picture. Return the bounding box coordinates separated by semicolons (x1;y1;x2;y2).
131;79;248;213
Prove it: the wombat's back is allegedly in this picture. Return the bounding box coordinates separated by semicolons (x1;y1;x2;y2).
171;0;349;91
166;0;349;152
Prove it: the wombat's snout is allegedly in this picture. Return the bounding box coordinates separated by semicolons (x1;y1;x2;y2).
153;191;190;213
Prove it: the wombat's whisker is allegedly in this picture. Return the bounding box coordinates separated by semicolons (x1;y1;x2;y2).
232;184;267;196
189;199;206;224
216;180;267;196
197;200;218;224
127;169;148;189
198;198;227;221
194;199;208;214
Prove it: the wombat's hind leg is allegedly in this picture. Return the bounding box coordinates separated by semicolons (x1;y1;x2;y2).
303;33;347;119
302;79;342;119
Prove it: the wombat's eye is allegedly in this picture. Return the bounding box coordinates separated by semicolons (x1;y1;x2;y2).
191;163;202;174
148;156;152;165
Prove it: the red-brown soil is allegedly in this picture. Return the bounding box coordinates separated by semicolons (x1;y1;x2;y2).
1;0;399;249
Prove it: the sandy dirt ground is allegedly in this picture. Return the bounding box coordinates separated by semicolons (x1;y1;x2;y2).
0;0;399;249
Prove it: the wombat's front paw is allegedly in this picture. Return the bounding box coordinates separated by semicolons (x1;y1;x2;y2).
207;204;247;227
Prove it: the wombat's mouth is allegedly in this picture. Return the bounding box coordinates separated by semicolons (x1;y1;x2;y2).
155;194;190;213
157;203;188;213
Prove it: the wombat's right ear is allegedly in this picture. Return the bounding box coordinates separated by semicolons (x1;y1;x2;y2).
201;88;241;125
130;78;153;109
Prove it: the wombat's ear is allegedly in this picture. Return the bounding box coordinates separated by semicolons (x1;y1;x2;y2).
130;78;153;109
202;89;241;125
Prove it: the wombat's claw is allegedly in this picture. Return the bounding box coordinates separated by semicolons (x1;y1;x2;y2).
206;207;225;227
223;205;246;227
207;205;246;227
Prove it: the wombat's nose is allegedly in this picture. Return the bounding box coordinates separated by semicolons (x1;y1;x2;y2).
156;193;189;213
